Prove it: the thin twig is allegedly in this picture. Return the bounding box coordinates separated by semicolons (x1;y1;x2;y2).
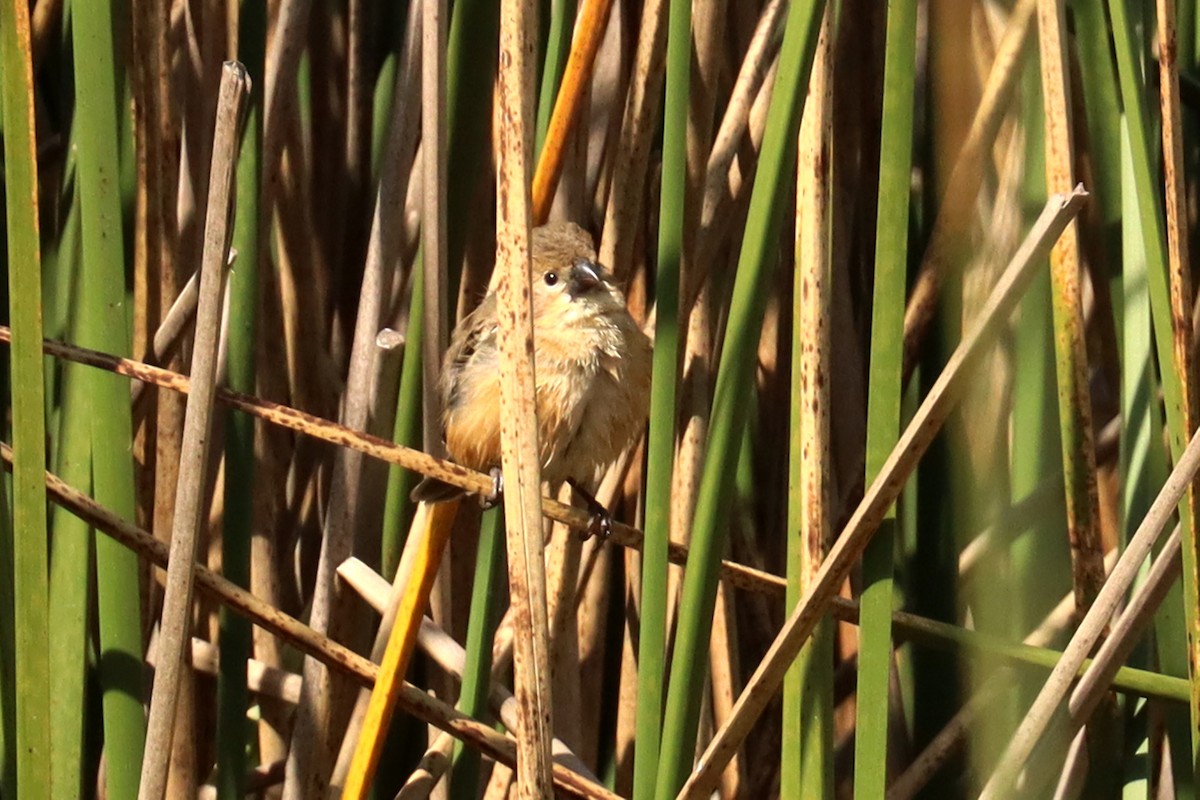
12;342;1192;714
9;317;1180;687
1067;528;1183;755
138;62;248;800
180;638;302;705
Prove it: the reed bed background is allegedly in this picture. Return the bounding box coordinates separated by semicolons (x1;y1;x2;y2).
4;0;1200;797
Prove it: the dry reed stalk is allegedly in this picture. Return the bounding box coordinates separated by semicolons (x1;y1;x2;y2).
495;0;556;795
394;743;454;800
152;26;189;751
901;0;1036;382
688;60;777;359
545;454;633;762
358;0;425;544
575;538;612;768
138;63;248;800
422;0;449;452
414;2;462;749
250;245;295;772
343;0;368;275
1067;527;1182;742
1037;0;1105;610
1019;526;1184;797
274;131;335;416
549;80;591;224
688;0;785;304
575;457;632;768
668;35;781;613
249;458;291;768
784;3;834;794
1158;0;1200;730
584;0;627;222
130;28;156;534
258;11;315;785
184;638;303;705
614;563;640;794
533;0;617;224
547;486;586;752
261;0;313;211
282;0;423;789
130;271;199;407
339;502;459;798
267;158;306;407
682;188;1088;798
128;0;168;544
483;761;515;799
670;0;729;580
598;0;668;278
709;582;743;798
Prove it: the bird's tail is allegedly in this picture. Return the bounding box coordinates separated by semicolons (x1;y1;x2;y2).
409;476;467;504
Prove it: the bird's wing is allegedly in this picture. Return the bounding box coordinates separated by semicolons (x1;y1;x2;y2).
443;294;499;413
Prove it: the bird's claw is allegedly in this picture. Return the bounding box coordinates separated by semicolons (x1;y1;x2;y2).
481;467;504;509
568;479;613;542
584;509;613;542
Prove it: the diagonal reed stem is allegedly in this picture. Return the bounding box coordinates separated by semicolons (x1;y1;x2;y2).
980;397;1200;795
139;62;249;800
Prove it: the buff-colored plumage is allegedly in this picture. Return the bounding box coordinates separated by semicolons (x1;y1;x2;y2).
412;221;652;503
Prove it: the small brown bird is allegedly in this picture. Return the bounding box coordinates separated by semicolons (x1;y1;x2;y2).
412;221;652;532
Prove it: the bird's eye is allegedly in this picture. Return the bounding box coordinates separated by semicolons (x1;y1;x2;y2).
544;271;559;286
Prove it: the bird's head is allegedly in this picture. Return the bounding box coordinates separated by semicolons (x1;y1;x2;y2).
530;222;627;324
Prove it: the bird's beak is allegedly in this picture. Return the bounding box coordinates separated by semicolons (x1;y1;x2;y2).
567;259;602;298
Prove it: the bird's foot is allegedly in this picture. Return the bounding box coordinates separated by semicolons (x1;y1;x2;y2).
481;467;504;510
567;478;612;541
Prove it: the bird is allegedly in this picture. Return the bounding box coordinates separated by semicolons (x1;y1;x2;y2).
411;221;653;536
